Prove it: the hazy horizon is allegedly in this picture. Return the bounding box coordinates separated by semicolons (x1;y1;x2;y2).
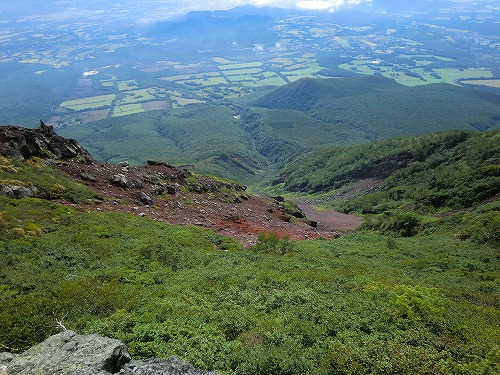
1;0;497;25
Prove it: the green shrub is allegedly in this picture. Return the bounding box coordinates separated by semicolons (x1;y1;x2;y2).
252;233;296;255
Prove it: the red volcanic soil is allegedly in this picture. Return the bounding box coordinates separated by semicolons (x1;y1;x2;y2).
297;203;364;230
59;160;362;246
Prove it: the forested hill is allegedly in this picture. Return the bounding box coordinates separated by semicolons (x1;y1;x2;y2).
276;130;500;213
252;76;500;141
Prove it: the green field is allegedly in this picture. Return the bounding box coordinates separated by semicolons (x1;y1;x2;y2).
119;89;156;104
218;62;263;70
179;77;228;86
223;68;263;76
282;63;324;81
434;68;493;84
112;103;144;117
339;59;493;86
334;36;351;48
60;94;116;111
117;80;139;91
230;72;287;87
462;79;500;88
171;96;205;106
160;72;220;82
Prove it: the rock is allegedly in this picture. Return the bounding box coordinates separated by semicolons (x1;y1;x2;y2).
118;161;129;167
152;184;177;196
2;332;218;375
111;174;128;187
0;121;93;163
80;172;97;182
137;192;154;206
119;357;217;375
131;180;143;189
147;160;173;168
4;330;131;375
0;184;37;199
164;185;178;195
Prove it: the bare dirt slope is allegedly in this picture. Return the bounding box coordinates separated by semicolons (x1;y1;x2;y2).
59;159;355;246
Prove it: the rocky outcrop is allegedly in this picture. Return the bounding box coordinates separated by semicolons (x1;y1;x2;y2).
0;121;93;163
120;358;217;375
0;331;217;375
0;184;37;199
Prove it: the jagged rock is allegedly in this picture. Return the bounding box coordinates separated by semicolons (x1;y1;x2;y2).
80;172;97;182
131;179;143;189
118;161;129;167
4;330;131;375
119;357;217;375
0;121;93;163
0;184;37;199
152;184;177;196
111;174;128;187
0;352;14;375
2;332;217;375
137;192;154;206
147;160;173;168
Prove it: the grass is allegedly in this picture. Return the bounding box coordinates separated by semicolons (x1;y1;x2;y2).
334;36;351;48
179;77;228;86
281;63;323;80
160;72;220;82
0;194;497;374
117;80;139;91
223;68;263;76
60;94;116;111
462;79;500;88
112;103;144;117
434;68;493;84
120;89;156;104
218;62;263;70
171;96;205;106
339;59;493;86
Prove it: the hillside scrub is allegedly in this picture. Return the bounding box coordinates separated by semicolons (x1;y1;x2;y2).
278;130;499;212
0;193;498;374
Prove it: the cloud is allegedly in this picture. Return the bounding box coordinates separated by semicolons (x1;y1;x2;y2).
296;0;370;11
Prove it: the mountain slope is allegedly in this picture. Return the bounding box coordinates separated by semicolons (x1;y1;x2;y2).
1;124;338;246
276;130;500;216
1;125;498;374
252;76;500;144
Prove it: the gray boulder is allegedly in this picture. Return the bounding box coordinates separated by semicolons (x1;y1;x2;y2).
3;332;218;375
0;184;37;199
137;191;154;206
119;357;218;375
80;172;97;182
111;174;128;187
4;331;130;375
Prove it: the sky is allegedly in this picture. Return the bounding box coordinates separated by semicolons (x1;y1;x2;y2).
231;0;371;11
0;0;373;22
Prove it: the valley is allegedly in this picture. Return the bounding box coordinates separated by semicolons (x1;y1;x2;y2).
0;1;499;374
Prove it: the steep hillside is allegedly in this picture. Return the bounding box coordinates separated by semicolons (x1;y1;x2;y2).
59;106;269;185
0;124;339;246
252;76;500;144
277;130;499;208
275;130;499;243
1;125;499;374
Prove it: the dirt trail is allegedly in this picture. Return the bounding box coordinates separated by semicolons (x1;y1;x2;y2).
297;203;364;230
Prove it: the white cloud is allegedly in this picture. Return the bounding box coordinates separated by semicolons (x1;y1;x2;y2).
295;0;370;11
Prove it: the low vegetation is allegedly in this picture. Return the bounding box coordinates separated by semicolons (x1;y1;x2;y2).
0;146;498;374
279;130;499;210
